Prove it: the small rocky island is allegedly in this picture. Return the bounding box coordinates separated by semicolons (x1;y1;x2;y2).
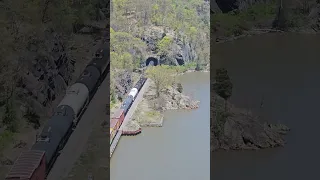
211;68;290;151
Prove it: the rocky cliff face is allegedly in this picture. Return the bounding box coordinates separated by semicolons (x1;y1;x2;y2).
211;92;290;151
141;26;198;66
213;0;274;13
7;1;111;116
113;70;133;100
15;31;74;115
306;4;320;32
15;30;106;116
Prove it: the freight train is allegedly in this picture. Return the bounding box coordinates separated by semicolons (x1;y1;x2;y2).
5;45;110;180
110;74;147;144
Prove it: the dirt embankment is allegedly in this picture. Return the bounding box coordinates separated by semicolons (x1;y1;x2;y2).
211;92;290;151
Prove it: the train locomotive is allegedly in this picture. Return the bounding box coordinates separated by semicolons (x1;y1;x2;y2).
5;45;110;180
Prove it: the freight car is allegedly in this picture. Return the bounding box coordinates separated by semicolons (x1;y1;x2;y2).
110;109;125;144
120;96;133;116
119;75;147;116
134;76;147;91
6;45;110;180
76;47;109;97
114;109;125;127
128;88;138;100
110;118;121;144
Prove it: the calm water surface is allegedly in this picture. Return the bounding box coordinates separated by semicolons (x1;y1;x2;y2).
111;72;210;180
212;33;320;180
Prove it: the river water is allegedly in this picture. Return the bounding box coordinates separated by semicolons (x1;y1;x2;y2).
211;33;320;180
110;72;210;180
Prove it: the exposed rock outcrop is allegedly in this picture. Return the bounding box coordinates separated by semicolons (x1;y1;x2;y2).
144;81;200;111
113;70;133;100
214;0;275;13
141;26;198;66
308;4;320;32
211;92;290;151
15;32;74;115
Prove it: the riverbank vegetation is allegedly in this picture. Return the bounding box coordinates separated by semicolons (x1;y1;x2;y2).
212;1;277;36
212;0;320;40
110;0;210;107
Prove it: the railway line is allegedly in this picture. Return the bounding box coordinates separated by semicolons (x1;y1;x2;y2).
110;78;151;157
47;73;109;180
5;44;110;180
5;42;157;179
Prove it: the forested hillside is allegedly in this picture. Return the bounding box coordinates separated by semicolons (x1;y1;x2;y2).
110;0;210;107
0;0;109;174
211;0;320;42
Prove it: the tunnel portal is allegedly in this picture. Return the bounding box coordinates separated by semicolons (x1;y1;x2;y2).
146;57;158;66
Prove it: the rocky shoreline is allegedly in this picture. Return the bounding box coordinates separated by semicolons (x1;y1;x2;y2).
127;78;200;130
214;28;320;44
211;92;290;151
214;29;285;44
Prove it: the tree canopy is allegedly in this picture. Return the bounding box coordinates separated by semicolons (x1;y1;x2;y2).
145;65;175;97
110;0;210;104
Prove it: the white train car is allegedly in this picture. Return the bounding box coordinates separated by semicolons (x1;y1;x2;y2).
128;88;138;100
58;83;90;124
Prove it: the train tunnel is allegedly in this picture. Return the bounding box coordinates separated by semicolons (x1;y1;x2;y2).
215;0;238;13
146;57;158;66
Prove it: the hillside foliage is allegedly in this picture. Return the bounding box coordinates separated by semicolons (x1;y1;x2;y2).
110;0;210;104
212;0;320;37
0;0;107;144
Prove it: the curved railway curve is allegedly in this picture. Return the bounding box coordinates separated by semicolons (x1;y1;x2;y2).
5;44;110;180
5;44;159;179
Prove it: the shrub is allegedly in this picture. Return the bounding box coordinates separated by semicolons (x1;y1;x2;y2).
23;108;40;129
177;83;183;93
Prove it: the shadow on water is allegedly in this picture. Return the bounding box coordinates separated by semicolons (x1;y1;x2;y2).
211;33;320;180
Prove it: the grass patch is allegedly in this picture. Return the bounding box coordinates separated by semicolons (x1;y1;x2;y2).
162;62;198;74
110;101;116;109
146;110;161;118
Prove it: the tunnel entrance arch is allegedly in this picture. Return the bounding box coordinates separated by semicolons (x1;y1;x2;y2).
146;57;158;66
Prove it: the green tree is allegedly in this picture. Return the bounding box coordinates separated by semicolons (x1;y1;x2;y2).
157;35;174;56
110;29;146;70
23;108;40;129
145;65;174;97
177;83;183;93
2;99;18;132
213;68;233;112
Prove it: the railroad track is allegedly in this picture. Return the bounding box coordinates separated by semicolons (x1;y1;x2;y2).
5;45;110;180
